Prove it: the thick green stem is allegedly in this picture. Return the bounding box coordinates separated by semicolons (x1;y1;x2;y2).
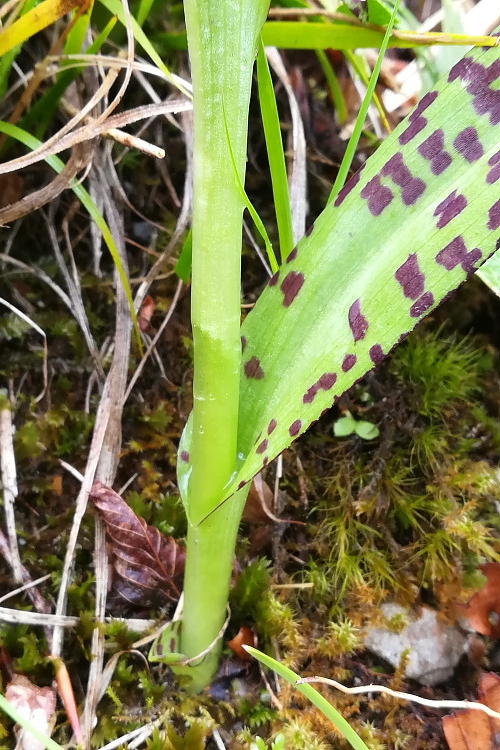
180;0;269;690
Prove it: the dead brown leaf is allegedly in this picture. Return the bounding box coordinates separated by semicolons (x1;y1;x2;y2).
138;294;155;332
89;481;185;606
227;625;257;660
460;563;500;638
443;672;500;750
5;674;56;750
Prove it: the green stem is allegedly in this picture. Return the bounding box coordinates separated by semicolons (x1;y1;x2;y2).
180;0;269;690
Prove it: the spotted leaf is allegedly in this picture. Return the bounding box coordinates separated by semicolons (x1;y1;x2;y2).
225;41;500;506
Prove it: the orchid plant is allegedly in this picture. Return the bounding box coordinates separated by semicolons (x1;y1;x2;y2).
175;0;500;692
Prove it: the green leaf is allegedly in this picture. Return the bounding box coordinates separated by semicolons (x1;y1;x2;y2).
212;41;500;518
354;420;380;440
257;36;294;259
244;646;370;750
333;416;356;437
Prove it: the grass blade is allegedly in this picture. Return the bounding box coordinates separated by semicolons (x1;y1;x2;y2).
257;36;294;259
328;0;400;206
244;646;370;750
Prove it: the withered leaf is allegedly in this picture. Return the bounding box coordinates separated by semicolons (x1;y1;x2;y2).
90;481;185;606
6;674;56;750
460;563;500;638
443;672;500;750
227;625;257;660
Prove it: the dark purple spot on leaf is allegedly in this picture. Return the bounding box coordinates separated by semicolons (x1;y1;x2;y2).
334;165;365;207
289;420;302;437
303;372;337;404
410;292;434;317
287;247;298;263
436;236;482;273
395;254;425;300
369;344;384;364
399;91;438;144
434;191;467;228
269;271;279;286
487;151;500;184
348;299;369;341
319;372;337;389
342;353;357;372
281;271;305;307
256;439;268;454
244;356;264;379
267;419;277;435
360;176;393;216
181;451;189;463
418;129;452;175
448;57;500;126
305;223;314;236
382;153;426;205
263;456;269;467
488;200;500;230
453;127;484;162
238;480;247;490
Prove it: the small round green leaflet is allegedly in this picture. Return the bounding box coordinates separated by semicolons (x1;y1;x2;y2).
244;646;370;750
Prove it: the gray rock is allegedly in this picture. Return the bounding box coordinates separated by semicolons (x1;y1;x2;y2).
364;603;467;686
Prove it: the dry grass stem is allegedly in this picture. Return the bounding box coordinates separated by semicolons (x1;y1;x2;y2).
0;394;23;584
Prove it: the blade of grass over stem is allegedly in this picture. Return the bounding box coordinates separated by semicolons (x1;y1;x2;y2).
155;25;500;53
0;121;142;352
244;646;370;750
261;22;499;50
328;0;400;206
222;101;278;272
257;37;294;260
0;693;63;750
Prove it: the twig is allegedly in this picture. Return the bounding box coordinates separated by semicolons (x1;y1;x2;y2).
212;729;227;750
81;157;133;746
97;721;160;750
0;606;154;631
0;394;22;584
0;574;52;605
297;676;500;720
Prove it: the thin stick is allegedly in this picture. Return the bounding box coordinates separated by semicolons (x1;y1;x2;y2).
0;395;22;584
297;676;500;720
0;574;52;605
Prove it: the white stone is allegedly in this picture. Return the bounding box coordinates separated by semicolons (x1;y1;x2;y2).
364;603;467;686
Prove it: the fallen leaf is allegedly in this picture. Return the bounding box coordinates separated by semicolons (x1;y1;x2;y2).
5;674;56;750
443;672;500;750
460;563;500;638
227;626;257;660
138;295;155;332
89;481;185;606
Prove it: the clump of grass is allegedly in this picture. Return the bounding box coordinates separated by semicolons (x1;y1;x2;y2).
302;328;500;612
